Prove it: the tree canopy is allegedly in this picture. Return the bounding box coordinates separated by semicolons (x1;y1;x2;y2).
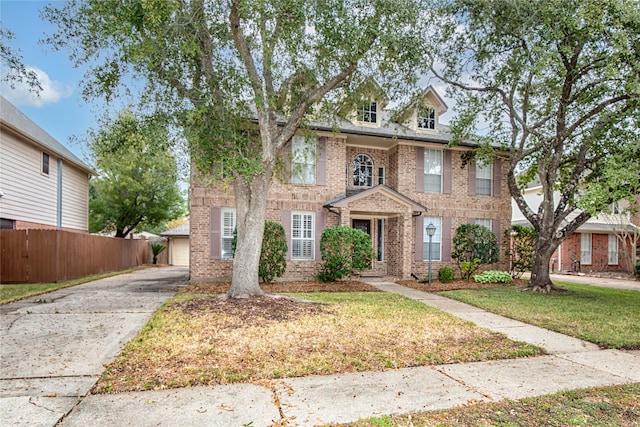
45;0;429;297
89;111;184;238
0;25;40;91
429;0;640;291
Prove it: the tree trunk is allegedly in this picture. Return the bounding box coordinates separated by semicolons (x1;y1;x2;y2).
528;238;564;293
227;172;270;298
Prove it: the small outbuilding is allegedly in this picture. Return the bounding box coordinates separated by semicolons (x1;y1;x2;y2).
161;223;190;266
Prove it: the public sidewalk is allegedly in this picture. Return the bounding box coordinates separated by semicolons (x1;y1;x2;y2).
2;273;638;426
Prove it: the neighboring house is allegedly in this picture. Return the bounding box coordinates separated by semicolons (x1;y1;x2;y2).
190;85;511;281
512;184;640;274
161;223;190;267
0;96;93;232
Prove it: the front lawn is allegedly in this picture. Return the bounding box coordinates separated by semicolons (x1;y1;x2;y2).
346;382;640;427
441;282;640;349
93;289;542;393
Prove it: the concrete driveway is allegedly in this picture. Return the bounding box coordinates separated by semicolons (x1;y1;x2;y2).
0;266;188;427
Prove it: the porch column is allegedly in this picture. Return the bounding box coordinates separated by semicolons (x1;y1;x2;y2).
399;212;413;279
340;208;351;227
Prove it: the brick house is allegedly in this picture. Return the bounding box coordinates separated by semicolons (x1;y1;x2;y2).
190;86;511;282
513;186;640;274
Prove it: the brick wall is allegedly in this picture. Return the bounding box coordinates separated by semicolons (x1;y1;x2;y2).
553;232;632;273
190;134;512;282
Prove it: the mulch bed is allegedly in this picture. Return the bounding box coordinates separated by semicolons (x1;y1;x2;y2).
179;280;381;294
180;278;529;295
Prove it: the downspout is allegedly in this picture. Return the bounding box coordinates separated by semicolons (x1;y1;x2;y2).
57;158;63;230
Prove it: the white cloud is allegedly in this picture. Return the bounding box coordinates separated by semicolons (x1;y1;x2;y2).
0;66;73;107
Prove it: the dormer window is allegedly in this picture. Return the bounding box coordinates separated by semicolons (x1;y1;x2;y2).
417;106;436;130
358;102;378;124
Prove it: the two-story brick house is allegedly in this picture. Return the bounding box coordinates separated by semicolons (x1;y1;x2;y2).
190;86;511;282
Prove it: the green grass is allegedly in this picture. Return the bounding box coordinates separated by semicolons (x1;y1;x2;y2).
345;383;640;426
440;282;640;349
0;267;144;304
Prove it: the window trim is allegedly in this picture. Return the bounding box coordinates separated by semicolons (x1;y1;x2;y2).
291;211;315;260
424;149;443;193
378;166;385;185
475;218;492;231
417;105;436;130
42;152;50;176
422;216;442;261
291;135;316;185
221;208;236;260
475;161;493;196
580;233;592;265
357;101;378;124
377;218;384;262
608;234;619;265
353;154;374;187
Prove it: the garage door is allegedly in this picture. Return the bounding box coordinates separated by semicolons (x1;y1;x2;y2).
170;238;190;266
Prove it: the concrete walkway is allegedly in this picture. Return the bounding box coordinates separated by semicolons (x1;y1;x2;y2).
2;272;638;426
544;272;640;291
0;267;189;427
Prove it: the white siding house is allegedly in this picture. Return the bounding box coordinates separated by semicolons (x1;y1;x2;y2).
0;96;93;232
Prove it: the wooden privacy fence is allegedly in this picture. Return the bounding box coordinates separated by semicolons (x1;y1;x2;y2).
0;229;149;284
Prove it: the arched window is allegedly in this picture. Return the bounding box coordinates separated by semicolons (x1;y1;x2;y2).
353;154;373;187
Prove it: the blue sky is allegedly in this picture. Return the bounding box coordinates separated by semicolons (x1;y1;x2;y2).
1;0;97;161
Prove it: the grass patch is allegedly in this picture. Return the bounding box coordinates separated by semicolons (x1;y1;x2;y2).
346;383;640;426
441;282;640;349
93;292;542;393
0;267;145;304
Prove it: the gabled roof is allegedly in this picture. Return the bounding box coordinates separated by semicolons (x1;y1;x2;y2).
324;185;427;212
393;85;448;124
0;96;94;175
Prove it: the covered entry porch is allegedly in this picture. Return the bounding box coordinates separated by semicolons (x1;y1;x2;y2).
324;185;427;278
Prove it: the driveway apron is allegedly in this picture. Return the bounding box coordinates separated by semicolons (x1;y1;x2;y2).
0;267;188;427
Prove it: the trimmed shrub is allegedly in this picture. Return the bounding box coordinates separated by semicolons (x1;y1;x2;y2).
473;270;513;284
451;224;499;281
232;221;287;283
317;226;375;282
438;266;455;283
258;221;288;283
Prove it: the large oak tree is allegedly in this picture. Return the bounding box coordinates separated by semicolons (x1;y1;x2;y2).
429;0;640;291
89;111;184;238
45;0;428;297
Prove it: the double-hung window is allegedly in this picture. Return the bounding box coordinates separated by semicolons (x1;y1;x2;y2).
476;162;493;196
358;102;377;124
292;135;316;184
417;106;436;130
292;212;314;260
475;218;492;231
423;216;442;261
221;208;236;259
424;149;442;192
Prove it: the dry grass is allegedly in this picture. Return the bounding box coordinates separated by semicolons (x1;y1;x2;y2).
94;285;542;394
